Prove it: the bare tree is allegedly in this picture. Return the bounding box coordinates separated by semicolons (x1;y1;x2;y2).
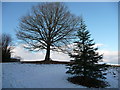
16;2;80;61
0;33;13;62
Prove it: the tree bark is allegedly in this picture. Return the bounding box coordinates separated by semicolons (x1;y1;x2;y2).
44;44;50;61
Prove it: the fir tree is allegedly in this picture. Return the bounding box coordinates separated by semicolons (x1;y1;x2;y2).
66;18;108;79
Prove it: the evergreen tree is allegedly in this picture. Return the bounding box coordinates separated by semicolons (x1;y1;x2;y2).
66;18;108;79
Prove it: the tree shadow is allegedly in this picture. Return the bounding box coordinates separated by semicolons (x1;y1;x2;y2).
67;76;109;88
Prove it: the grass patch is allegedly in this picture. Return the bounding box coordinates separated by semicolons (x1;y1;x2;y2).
68;76;109;88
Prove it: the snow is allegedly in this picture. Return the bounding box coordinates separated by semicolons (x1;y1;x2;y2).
2;63;119;88
103;67;118;88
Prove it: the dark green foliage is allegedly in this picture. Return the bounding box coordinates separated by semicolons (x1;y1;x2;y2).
66;18;109;79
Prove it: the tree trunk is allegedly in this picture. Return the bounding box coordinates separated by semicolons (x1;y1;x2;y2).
44;44;50;61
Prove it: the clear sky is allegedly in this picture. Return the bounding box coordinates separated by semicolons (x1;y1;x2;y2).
2;2;118;64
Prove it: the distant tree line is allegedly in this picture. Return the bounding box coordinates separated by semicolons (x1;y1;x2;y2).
0;34;12;62
0;33;20;62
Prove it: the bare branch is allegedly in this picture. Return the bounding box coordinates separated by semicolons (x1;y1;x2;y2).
16;2;80;60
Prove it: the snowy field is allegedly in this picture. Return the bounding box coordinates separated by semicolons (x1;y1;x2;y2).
2;63;119;88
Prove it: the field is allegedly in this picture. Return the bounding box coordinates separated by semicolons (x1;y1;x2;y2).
2;62;119;88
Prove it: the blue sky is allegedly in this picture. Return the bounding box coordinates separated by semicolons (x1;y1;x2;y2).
2;2;118;51
2;2;118;64
67;2;118;51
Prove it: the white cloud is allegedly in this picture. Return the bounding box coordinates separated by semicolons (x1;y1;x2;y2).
11;44;118;64
98;50;118;64
50;51;70;62
11;44;46;61
93;43;104;48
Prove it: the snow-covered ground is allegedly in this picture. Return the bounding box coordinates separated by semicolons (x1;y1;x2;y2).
2;63;119;88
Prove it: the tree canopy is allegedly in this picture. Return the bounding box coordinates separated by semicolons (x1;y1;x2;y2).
16;2;80;61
